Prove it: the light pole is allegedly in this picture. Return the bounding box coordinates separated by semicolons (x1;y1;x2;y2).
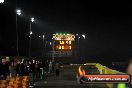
39;35;45;58
50;36;55;62
78;36;80;53
29;17;34;58
75;34;80;63
78;36;80;63
16;9;21;56
76;34;86;63
82;34;86;63
52;40;55;62
42;35;45;59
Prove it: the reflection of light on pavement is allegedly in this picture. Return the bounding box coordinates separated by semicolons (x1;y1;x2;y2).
44;81;47;84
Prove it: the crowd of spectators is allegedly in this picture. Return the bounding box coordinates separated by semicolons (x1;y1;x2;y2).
0;56;60;86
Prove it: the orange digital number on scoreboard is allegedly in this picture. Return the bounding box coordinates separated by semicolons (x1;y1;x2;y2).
56;45;72;50
59;41;72;45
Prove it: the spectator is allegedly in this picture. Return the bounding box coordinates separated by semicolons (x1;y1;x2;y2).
20;61;25;76
48;61;52;73
52;61;55;71
5;57;10;76
9;62;15;78
13;59;17;76
55;62;60;77
43;61;46;73
32;60;36;80
23;61;29;76
35;61;40;79
29;61;34;86
37;61;41;78
1;58;9;80
16;60;21;76
40;62;44;79
0;62;3;80
45;60;49;73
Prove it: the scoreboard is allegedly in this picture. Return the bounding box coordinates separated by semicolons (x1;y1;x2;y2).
53;33;75;51
52;33;75;57
55;40;72;50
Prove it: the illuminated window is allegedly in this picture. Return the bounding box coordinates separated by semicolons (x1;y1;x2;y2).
60;41;64;44
62;46;64;49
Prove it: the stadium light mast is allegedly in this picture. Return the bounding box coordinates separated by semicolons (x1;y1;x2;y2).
16;9;22;56
42;35;45;58
0;0;4;3
29;17;34;58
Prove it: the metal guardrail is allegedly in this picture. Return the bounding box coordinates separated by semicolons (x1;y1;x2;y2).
96;63;125;74
71;63;125;88
95;63;125;88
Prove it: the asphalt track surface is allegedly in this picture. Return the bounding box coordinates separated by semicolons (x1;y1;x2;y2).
34;65;109;88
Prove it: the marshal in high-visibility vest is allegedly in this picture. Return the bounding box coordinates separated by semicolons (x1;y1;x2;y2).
117;83;126;88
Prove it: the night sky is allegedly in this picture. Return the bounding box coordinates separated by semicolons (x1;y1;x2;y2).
0;0;132;62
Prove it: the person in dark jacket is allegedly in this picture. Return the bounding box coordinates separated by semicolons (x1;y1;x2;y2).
35;61;40;79
20;62;25;76
55;62;60;77
1;59;9;80
0;62;3;80
9;62;15;78
32;60;36;80
29;61;34;85
23;61;29;76
16;60;21;76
